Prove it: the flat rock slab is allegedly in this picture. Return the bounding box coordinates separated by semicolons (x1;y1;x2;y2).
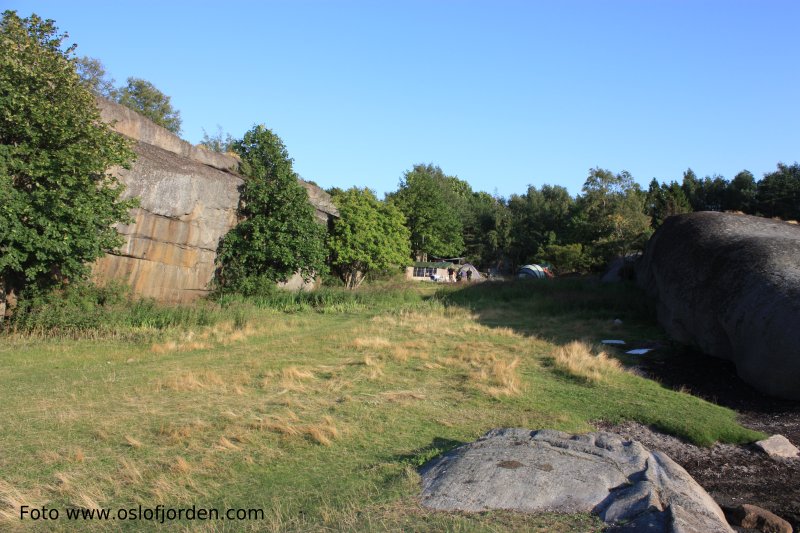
420;428;733;532
755;434;800;459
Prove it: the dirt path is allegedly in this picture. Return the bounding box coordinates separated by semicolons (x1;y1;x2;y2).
598;348;800;530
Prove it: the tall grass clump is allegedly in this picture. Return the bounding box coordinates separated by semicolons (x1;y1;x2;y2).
215;280;431;314
551;340;624;384
4;282;228;339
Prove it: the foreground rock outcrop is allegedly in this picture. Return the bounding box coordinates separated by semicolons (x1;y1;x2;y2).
636;212;800;400
420;428;732;532
92;98;338;302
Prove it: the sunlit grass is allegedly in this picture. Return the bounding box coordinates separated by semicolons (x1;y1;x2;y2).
0;279;763;531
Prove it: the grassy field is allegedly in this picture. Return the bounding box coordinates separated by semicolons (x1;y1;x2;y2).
0;279;763;531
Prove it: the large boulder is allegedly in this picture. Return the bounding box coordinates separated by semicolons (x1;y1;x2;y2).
636;212;800;400
420;428;732;532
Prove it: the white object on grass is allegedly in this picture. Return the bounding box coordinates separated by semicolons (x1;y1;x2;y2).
601;340;626;345
626;348;653;355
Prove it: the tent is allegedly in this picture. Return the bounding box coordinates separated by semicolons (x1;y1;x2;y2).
517;264;553;279
457;263;483;281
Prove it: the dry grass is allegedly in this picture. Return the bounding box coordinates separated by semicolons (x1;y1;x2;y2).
119;459;143;484
150;338;211;354
378;390;426;403
217;436;240;451
158;419;211;444
250;411;339;446
351;336;391;350
73;490;103;511
358;355;384;379
124;435;143;449
252;411;301;436
157;370;226;392
303;416;339;446
260;366;318;392
149;319;278;354
280;366;315;381
0;480;41;522
551;341;624;384
474;357;522;398
389;346;411;361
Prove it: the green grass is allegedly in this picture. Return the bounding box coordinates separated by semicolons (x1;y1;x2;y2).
0;279;763;531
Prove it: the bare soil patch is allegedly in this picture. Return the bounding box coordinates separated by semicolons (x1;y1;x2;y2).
598;348;800;530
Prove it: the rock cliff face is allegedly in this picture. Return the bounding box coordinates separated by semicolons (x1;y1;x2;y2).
636;212;800;400
92;98;338;302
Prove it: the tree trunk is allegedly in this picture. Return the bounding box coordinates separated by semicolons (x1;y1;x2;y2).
345;270;366;290
0;279;5;325
0;278;18;325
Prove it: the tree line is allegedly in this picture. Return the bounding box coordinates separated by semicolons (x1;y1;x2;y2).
365;162;800;277
2;10;798;319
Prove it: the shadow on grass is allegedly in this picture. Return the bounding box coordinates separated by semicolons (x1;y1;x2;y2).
428;278;768;446
395;437;466;468
434;278;660;345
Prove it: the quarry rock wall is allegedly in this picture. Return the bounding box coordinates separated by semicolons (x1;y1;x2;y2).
92;98;337;302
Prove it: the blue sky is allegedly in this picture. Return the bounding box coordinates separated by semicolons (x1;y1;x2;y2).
8;0;800;198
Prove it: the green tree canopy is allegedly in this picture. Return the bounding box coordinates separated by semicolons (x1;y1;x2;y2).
214;125;326;293
75;55;118;99
576;168;652;264
645;178;691;228
387;164;464;260
507;184;575;268
463;191;510;269
199;125;235;153
757;162;800;221
328;188;410;289
117;77;182;134
726;170;757;214
0;11;136;313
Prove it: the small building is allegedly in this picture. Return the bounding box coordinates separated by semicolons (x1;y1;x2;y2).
406;261;455;282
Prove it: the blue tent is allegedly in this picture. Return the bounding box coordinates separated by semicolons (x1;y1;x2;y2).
517;264;552;279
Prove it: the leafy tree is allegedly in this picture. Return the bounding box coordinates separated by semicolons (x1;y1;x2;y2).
74;55;117;99
757;162;800;221
328;188;410;288
463;191;510;269
0;11;136;317
117;77;182;134
725;170;757;213
539;243;590;275
199;125;235;153
576;168;652;264
325;186;345;198
681;168;703;211
680;168;728;212
214;125;326;293
507;184;575;268
702;175;728;211
387;164;464;260
645;179;691;227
